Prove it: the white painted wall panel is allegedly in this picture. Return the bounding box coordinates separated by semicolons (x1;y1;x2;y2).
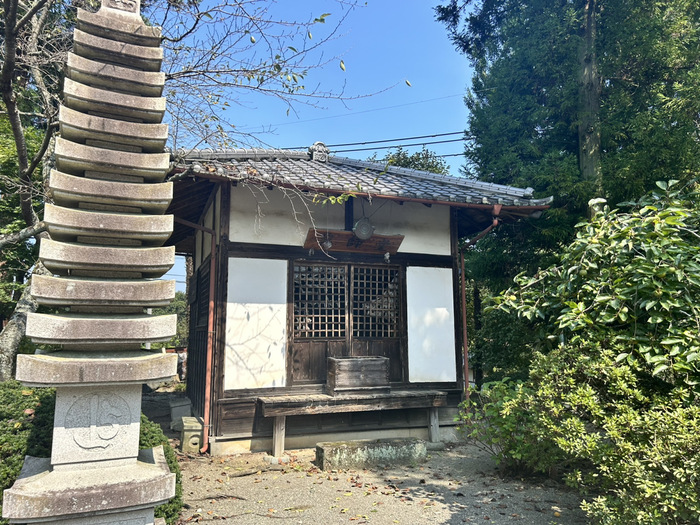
229;186;451;255
355;200;451;255
229;186;345;246
224;258;288;390
406;266;457;382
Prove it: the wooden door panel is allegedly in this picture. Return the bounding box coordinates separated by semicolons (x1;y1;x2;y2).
291;340;346;384
351;339;403;382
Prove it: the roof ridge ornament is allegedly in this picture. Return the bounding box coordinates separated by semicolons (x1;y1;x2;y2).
309;141;330;162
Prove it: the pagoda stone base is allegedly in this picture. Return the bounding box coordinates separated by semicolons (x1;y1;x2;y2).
2;447;174;524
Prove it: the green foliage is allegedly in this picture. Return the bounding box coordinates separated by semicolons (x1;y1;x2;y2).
152;291;189;349
516;341;700;524
368;146;450;175
0;117;41;323
438;0;700;384
496;181;700;389
482;180;700;523
456;379;566;475
0;382;183;524
139;414;183;524
0;381;55;523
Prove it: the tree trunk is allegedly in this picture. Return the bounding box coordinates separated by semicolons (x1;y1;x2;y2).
578;0;602;193
0;263;48;382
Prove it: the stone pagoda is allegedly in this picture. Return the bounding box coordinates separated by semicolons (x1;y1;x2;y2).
2;0;177;523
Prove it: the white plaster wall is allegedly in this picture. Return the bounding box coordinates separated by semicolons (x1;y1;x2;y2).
224;258;288;390
229;186;451;255
229;186;345;246
406;266;457;382
354;200;451;255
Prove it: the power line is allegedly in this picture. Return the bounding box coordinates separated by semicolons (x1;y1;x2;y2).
244;93;465;130
332;137;465;154
284;131;464;150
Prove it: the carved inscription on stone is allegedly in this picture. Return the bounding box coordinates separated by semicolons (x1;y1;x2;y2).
65;393;130;450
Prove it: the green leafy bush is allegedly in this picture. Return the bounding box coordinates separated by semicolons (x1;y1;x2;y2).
0;381;182;524
483;180;700;523
140;413;183;524
456;378;567;475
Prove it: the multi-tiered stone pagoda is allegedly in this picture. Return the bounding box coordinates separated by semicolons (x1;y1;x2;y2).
2;0;177;522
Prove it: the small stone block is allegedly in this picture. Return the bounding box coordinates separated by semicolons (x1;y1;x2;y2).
316;438;427;471
263;455;289;465
169;397;191;424
179;416;203;454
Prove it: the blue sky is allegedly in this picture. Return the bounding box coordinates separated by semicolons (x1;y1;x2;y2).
223;0;472;174
166;1;473;290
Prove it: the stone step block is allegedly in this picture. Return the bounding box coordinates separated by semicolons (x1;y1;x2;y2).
2;447;174;522
63;78;165;124
44;204;173;246
16;350;178;386
49;170;172;214
77;7;162;47
55;137;170;182
31;274;175;307
26;312;177;346
66;53;165;97
40;239;174;278
59;106;168;153
73;28;163;72
316;438;427;470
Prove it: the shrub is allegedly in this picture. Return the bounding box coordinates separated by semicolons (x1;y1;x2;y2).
484;180;700;523
140;413;184;524
456;378;567;475
0;381;183;524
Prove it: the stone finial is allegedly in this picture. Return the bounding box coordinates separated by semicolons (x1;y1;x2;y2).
309;141;330;162
102;0;140;15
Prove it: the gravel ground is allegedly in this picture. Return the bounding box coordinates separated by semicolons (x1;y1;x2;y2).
142;391;589;525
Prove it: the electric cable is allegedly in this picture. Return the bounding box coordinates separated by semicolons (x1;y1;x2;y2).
283;131;465;150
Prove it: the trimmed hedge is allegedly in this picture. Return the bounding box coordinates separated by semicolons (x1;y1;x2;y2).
0;381;182;524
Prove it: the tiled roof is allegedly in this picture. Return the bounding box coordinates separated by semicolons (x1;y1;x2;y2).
171;144;553;208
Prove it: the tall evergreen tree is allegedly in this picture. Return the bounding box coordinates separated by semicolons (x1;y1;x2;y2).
437;0;700;378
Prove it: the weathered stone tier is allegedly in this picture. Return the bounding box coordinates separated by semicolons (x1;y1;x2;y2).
40;239;174;278
2;447;174;522
44;204;173;246
66;53;165;97
49;170;172;214
73;28;163;72
63;78;166;123
3;0;178;522
55;137;170;182
16;351;177;387
59;106;168;153
31;275;174;307
77;7;162;47
26;312;177;345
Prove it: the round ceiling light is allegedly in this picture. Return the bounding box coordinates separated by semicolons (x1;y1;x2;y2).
353;217;374;240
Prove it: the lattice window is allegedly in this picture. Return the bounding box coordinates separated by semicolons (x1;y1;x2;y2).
352;266;400;338
293;264;347;339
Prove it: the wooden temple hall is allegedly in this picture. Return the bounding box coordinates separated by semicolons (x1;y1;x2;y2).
166;142;551;455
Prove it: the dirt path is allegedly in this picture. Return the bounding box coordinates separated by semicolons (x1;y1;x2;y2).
142;391;588;525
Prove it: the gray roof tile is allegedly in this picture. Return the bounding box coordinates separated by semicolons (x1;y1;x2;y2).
172;145;553;208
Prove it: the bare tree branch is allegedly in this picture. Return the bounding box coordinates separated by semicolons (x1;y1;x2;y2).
0;222;47;252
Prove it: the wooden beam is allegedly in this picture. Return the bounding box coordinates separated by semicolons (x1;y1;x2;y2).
272;416;286;457
303;229;404;255
429;407;440;443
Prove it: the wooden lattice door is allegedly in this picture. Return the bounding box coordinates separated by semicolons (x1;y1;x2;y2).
290;262;404;385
